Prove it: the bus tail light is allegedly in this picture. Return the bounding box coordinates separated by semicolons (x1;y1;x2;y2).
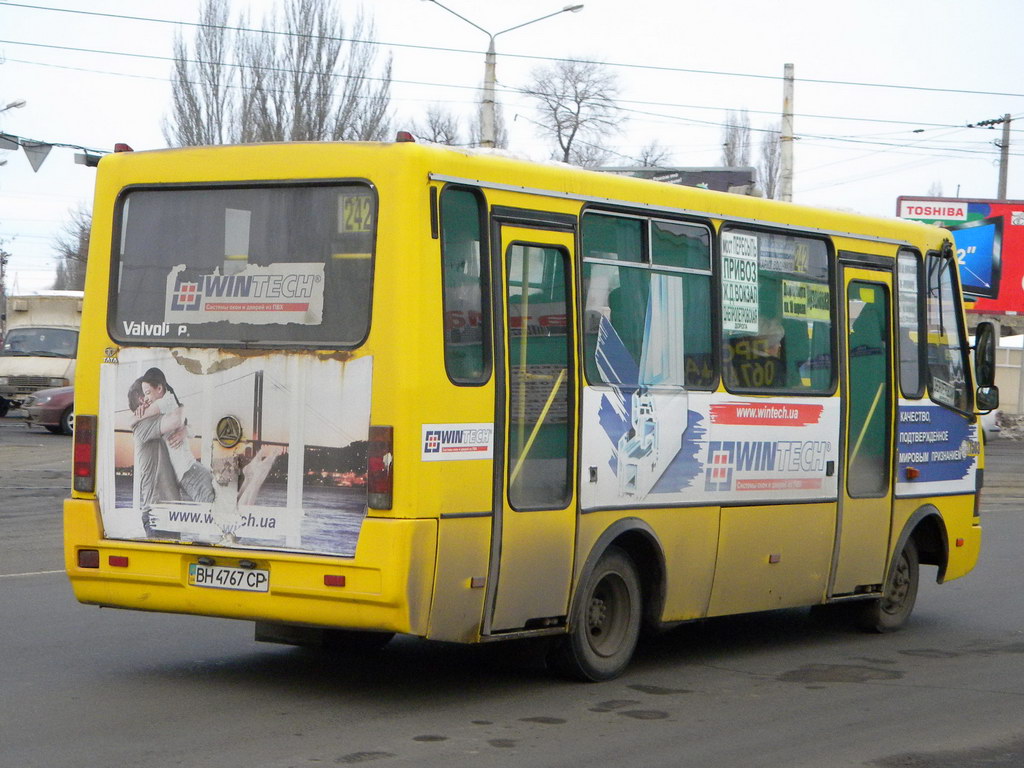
73;415;97;493
367;425;394;510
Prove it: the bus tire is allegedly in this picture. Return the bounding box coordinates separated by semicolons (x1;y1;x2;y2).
858;538;920;633
549;546;642;681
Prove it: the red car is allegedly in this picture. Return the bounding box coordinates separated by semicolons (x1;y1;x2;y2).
22;385;75;435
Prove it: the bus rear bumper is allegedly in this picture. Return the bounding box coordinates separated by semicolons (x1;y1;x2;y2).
64;497;437;636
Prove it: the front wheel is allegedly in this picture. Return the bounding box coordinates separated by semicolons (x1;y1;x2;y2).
549;546;642;681
858;538;920;633
59;407;74;436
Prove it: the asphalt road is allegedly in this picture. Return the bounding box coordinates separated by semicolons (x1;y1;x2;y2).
2;414;1024;768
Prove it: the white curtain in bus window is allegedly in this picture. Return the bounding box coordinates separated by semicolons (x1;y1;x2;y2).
720;229;832;393
925;256;969;410
113;184;374;346
506;244;572;509
896;250;923;397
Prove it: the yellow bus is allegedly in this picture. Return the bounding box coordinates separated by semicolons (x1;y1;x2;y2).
65;138;998;680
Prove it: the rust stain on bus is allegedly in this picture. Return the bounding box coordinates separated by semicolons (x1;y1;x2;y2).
168;348;356;375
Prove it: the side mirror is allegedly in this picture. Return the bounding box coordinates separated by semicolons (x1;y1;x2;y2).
973;321;999;411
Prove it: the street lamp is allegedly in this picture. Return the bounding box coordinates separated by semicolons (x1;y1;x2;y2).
422;1;583;148
0;100;27;114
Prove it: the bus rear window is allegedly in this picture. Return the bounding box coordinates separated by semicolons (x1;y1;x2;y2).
111;183;375;347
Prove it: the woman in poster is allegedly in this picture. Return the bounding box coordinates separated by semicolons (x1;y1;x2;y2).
130;367;215;505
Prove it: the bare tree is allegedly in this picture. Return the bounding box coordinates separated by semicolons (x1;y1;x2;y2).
928;180;944;197
52;207;91;291
721;110;752;167
636;140;673;168
758;122;781;199
165;0;393;146
412;104;462;145
165;0;233;146
524;58;622;165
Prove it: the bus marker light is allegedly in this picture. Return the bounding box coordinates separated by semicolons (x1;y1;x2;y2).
78;549;100;569
768;553;781;564
470;577;485;589
905;466;921;480
109;555;129;567
956;538;965;548
324;575;346;587
396;131;416;143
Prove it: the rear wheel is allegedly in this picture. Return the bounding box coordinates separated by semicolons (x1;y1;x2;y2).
858;538;920;633
549;546;642;681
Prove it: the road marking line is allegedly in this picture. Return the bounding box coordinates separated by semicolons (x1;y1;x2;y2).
0;569;66;579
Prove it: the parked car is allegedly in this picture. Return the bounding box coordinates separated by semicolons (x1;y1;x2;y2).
22;385;74;435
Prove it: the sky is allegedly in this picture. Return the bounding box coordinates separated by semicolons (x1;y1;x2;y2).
1;0;1023;293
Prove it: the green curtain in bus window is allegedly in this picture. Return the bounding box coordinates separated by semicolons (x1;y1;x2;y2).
682;273;714;387
847;282;890;497
581;214;643;262
651;220;711;270
440;188;487;383
583;262;648;386
583;263;710;389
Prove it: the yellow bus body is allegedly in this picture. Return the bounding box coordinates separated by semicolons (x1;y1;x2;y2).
65;141;984;674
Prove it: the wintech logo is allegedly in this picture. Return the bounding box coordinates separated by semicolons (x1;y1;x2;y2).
704;438;831;493
421;424;494;461
164;263;325;325
169;272;319;311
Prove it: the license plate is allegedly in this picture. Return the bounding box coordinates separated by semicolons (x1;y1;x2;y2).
188;563;269;592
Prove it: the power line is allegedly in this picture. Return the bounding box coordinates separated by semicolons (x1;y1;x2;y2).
5;1;1024;100
6;42;1023;144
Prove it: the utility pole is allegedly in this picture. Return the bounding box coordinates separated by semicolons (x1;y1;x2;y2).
998;113;1010;200
780;63;794;202
971;114;1011;199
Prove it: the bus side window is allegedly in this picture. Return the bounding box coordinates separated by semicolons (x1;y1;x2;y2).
925;253;969;411
440;187;489;384
581;212;714;390
720;229;833;393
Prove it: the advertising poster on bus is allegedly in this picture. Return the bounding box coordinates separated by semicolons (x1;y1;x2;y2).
897;196;1024;312
97;349;372;556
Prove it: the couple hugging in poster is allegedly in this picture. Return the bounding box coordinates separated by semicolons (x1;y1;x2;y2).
128;366;281;538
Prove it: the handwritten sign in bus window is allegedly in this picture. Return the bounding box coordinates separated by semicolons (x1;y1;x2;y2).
721;231;759;333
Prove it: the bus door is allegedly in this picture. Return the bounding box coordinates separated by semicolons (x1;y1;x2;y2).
831;263;894;595
486;222;578;634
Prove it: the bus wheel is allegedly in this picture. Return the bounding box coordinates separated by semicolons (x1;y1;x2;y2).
550;546;641;681
859;538;920;633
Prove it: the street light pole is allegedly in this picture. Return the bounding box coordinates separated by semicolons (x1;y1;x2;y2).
422;1;583;148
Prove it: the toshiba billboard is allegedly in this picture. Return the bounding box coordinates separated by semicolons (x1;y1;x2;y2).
897;196;1024;314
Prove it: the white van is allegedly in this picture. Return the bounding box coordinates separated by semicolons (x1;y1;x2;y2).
0;291;83;417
